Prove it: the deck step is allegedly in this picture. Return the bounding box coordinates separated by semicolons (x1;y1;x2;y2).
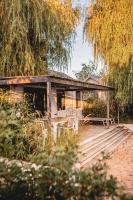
79;126;132;169
79;126;124;149
79;127;124;154
80;131;129;167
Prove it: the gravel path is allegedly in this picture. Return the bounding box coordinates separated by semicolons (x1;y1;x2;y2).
106;134;133;194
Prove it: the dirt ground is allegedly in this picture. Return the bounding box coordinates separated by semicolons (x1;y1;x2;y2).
79;124;133;194
106;134;133;194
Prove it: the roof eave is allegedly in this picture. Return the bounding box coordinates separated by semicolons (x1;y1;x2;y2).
0;75;114;91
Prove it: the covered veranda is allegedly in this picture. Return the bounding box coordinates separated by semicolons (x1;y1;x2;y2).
0;75;114;133
0;75;113;136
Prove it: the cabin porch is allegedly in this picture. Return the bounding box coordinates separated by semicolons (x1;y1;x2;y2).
0;75;114;135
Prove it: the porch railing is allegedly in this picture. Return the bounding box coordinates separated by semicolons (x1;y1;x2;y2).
57;108;82;118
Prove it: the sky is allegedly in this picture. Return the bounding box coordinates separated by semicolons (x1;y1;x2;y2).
67;0;94;77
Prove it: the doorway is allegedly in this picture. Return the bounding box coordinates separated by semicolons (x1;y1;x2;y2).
57;90;65;110
24;87;47;115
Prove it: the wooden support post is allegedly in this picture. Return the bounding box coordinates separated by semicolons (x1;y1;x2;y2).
107;90;110;128
47;81;52;117
117;105;120;125
80;91;83;109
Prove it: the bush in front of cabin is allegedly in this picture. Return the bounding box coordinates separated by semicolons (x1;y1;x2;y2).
0;154;132;200
0;90;79;161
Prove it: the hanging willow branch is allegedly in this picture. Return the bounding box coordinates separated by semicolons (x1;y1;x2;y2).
0;0;79;76
84;0;133;106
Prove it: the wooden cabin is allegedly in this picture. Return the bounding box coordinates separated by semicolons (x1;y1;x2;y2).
0;72;114;134
0;72;113;119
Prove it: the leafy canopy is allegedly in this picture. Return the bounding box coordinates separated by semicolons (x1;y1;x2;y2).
0;0;79;76
85;0;133;67
85;0;133;106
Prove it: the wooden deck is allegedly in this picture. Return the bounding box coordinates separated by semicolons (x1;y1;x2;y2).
78;124;132;168
123;124;133;132
79;124;117;142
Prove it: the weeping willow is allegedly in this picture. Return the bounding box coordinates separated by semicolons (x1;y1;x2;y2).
85;0;133;107
0;0;79;76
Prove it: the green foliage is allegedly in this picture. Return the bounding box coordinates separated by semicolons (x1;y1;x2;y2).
0;155;132;200
0;101;78;161
108;63;133;107
0;90;43;160
83;93;117;119
0;103;33;160
0;90;79;161
0;0;79;76
85;0;133;107
0;91;133;199
85;0;133;67
75;61;98;80
83;95;107;118
56;127;79;148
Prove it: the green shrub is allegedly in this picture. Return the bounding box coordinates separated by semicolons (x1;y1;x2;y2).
0;91;79;161
83;95;118;119
0;105;36;160
0;91;43;160
83;97;107;117
56;127;79;148
0;155;132;200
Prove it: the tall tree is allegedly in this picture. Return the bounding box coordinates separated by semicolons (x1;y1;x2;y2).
75;61;98;80
84;0;133;107
0;0;79;76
